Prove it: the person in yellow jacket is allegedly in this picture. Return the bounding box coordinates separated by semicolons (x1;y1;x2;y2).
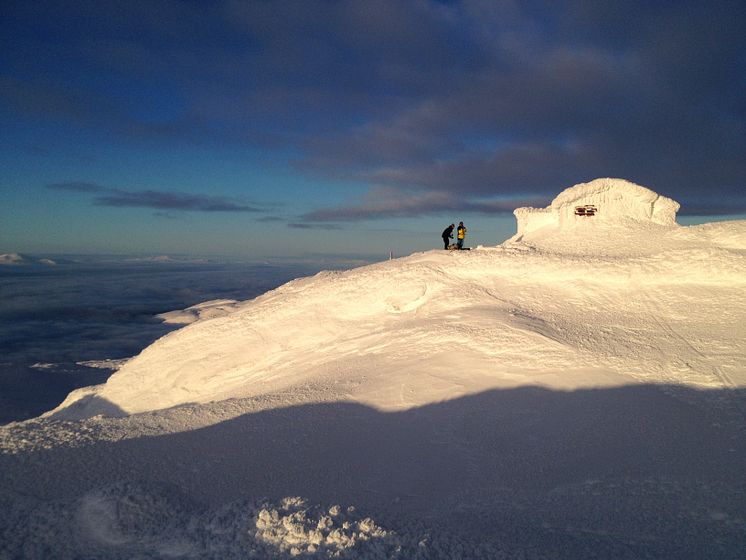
456;221;467;250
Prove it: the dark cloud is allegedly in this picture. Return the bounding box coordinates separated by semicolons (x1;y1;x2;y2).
255;216;286;223
46;182;259;213
290;1;746;216
94;190;258;212
300;187;548;222
153;212;181;220
287;223;344;230
6;1;746;218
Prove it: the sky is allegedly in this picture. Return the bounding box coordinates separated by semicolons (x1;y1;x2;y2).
1;0;744;259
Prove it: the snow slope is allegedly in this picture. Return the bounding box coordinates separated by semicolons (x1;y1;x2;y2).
49;178;746;419
2;178;746;559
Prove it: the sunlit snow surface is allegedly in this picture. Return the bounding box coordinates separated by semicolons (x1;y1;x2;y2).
2;179;746;559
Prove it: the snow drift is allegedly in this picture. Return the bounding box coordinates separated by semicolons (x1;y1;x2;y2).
49;178;746;420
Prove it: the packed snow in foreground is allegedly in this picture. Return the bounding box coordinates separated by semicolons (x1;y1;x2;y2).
2;178;745;559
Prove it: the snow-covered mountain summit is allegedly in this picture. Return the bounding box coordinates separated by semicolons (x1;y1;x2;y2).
6;178;746;559
50;178;746;420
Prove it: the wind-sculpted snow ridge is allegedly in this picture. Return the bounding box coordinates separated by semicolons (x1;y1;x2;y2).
46;178;746;420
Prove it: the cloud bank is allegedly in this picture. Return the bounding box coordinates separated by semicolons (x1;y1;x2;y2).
46;182;258;213
5;0;745;221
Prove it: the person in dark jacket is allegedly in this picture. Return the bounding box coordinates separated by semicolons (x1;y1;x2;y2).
442;224;455;249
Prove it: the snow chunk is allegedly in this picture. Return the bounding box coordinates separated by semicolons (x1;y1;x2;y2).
252;497;396;557
513;178;680;239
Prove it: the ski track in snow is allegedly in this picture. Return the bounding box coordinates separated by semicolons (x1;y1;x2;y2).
2;179;746;559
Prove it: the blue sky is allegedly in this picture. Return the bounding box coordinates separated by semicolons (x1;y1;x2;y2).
1;0;744;259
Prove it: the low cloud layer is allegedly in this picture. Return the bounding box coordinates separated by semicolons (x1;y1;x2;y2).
47;182;258;213
47;181;107;193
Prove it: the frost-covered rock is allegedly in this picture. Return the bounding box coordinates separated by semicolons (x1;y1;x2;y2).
512;178;680;240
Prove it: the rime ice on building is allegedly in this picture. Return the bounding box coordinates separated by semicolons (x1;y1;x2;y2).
512;178;680;241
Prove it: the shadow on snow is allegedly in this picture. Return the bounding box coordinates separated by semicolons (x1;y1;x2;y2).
2;384;746;558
